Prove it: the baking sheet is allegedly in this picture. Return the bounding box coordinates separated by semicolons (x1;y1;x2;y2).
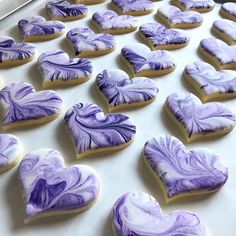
0;1;235;236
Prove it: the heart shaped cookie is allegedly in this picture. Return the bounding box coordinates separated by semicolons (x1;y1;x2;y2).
172;0;215;13
96;69;159;111
139;22;190;50
18;16;65;42
0;134;23;172
46;0;88;21
220;2;236;21
111;0;154;16
157;6;203;28
165;92;236;142
64;103;136;158
112;192;210;236
0;36;37;67
184;61;236;101
66;27;116;57
18;148;100;223
144;135;228;202
121;43;176;77
199;38;236;70
0;82;62;130
38;50;93;88
92;10;138;34
212;19;236;45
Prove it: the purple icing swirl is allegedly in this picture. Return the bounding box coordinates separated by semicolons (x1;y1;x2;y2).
112;192;210;236
144;135;228;198
176;0;215;10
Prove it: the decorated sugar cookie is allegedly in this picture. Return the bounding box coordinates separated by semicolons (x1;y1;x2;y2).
220;2;236;22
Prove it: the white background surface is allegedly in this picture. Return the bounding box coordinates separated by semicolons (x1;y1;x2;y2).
0;0;236;235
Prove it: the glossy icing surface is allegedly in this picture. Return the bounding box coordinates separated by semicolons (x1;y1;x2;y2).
139;23;190;47
121;43;175;73
67;27;116;56
64;103;136;156
113;192;210;236
0;82;62;126
18;16;65;39
221;2;236;17
96;69;159;108
92;10;138;31
18;149;100;221
213;19;236;41
144;135;228;198
0;36;36;64
38;50;93;84
176;0;215;9
166;92;236;139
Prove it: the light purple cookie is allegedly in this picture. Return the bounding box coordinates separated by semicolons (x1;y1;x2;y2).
165;92;236;142
220;2;236;21
157;6;203;28
64;103;136;158
18;16;65;42
184;61;236;101
0;134;23;172
121;43;176;77
0;36;37;67
199;37;236;70
144;135;228;202
38;50;93;88
96;69;159;111
0;82;62;130
66;27;116;57
139;22;190;50
92;10;138;34
212;19;236;45
172;0;215;13
18;148;100;223
112;192;211;236
111;0;154;16
46;0;88;21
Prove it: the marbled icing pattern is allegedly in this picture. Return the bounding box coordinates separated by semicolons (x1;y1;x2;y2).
96;69;159;109
46;0;88;20
0;134;22;170
144;135;228;199
38;50;93;85
121;43;176;74
18;149;100;222
221;2;236;18
0;82;62;127
64;103;136;157
174;0;215;10
166;92;236;140
113;192;210;236
18;16;65;40
92;10;138;32
66;27;116;56
185;61;236;98
0;36;36;65
139;23;190;49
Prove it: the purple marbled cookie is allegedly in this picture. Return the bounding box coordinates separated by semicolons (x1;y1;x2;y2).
64;103;136;158
96;69;159;111
173;0;215;12
184;61;236;101
165;92;236;142
144;135;228;201
199;37;236;70
66;27;116;57
92;10;138;34
0;36;37;67
0;82;62;130
18;148;100;223
38;50;93;88
220;2;236;21
111;0;154;16
46;0;88;21
121;43;176;77
212;19;236;45
18;16;65;42
157;6;203;28
112;192;211;236
139;22;190;50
